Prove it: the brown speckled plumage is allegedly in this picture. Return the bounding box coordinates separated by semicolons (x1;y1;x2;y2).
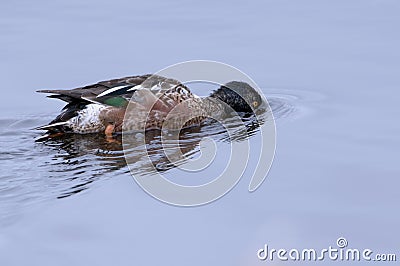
36;74;261;139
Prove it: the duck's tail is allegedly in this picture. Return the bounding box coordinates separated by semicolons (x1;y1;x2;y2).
34;132;65;142
35;121;69;131
34;121;69;141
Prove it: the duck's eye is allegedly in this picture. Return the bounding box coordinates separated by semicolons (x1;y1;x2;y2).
252;101;259;108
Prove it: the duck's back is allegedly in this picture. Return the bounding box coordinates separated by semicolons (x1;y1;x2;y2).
36;74;207;137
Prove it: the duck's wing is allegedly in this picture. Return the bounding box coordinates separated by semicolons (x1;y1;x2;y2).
93;74;186;98
37;74;189;108
88;75;196;110
93;74;198;113
37;75;152;106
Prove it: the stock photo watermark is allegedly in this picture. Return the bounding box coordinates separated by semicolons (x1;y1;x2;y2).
257;237;397;262
123;60;276;206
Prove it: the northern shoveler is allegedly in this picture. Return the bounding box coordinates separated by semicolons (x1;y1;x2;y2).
36;74;262;140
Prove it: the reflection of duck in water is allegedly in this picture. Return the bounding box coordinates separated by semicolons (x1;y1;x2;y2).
43;115;264;199
36;74;262;140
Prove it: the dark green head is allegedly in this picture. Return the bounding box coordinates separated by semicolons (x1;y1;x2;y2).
210;81;262;113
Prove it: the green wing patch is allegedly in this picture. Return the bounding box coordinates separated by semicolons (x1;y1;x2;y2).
103;97;129;107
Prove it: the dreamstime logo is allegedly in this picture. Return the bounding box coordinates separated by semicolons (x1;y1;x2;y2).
122;61;276;206
257;237;397;262
336;237;348;248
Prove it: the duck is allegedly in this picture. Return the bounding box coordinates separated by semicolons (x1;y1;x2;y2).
36;74;262;140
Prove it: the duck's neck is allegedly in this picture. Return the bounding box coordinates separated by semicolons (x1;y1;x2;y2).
209;88;233;107
202;95;231;118
207;87;242;114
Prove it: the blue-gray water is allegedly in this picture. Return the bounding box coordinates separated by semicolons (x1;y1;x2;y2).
0;1;399;265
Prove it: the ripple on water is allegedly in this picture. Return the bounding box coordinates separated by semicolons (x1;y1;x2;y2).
0;91;306;225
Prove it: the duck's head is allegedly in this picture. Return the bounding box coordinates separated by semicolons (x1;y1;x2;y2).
210;81;262;113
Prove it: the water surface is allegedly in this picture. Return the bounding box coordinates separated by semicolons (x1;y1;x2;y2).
0;1;399;266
